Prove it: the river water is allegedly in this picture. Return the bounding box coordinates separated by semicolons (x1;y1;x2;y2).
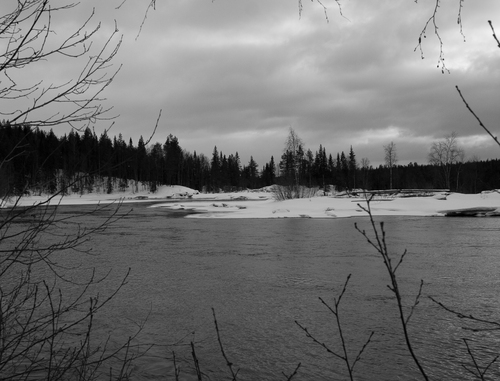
49;203;500;380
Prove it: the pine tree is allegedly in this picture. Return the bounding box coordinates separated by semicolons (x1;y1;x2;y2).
348;146;357;190
136;136;147;186
260;156;276;187
250;156;259;188
340;151;349;191
227;153;241;188
149;142;164;190
314;144;328;188
164;134;182;185
210;146;220;192
305;149;314;187
98;130;113;180
327;154;334;188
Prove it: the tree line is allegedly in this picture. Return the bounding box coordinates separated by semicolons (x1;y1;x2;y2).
1;122;499;196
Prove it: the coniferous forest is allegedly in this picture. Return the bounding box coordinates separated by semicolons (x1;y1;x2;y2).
1;122;499;197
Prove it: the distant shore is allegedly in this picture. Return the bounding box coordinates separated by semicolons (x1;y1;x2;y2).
3;186;500;219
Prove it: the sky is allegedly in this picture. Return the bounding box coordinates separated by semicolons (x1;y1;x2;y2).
3;0;500;167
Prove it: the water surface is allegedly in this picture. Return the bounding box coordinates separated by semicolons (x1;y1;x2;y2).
51;204;500;380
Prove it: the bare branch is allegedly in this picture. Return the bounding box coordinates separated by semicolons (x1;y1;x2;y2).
414;0;449;73
488;20;500;48
405;280;424;326
456;86;500;148
461;338;499;380
297;0;347;23
136;0;156;40
190;341;203;381
355;199;429;380
212;308;239;380
429;296;500;331
282;362;301;381
1;1;123;130
296;274;374;380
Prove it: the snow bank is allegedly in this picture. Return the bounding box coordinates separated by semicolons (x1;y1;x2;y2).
151;190;500;219
4;187;500;219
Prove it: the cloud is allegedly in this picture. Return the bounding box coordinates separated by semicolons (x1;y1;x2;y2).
9;0;500;168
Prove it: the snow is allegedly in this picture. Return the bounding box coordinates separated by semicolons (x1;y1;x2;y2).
4;185;500;219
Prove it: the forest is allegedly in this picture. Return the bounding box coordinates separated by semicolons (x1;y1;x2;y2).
1;122;499;197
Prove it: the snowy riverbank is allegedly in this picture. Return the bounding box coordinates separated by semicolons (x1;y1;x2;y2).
4;185;500;219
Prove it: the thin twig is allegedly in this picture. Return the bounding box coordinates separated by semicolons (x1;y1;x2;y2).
295;320;344;360
414;0;449;73
461;338;499;380
212;308;239;380
143;108;162;146
351;331;375;372
173;351;180;381
136;0;156;40
296;274;374;380
488;20;500;48
405;280;424;326
282;362;301;380
455;86;500;148
355;199;429;381
190;341;202;381
429;296;500;331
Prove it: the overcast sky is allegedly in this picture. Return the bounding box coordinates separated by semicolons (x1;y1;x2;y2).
6;0;500;167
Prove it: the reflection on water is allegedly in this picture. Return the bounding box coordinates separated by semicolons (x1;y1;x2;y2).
50;205;500;380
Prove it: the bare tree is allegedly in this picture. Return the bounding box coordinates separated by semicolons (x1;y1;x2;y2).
0;1;122;130
428;132;465;190
296;274;374;381
384;142;398;189
0;2;148;379
0;196;148;379
273;128;321;200
284;127;304;166
360;157;371;190
282;127;304;188
356;199;429;380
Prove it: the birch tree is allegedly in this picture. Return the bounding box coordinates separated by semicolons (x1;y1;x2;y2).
384;142;398;189
428;132;465;190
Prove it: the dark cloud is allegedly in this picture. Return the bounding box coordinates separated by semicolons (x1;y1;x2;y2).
13;0;500;167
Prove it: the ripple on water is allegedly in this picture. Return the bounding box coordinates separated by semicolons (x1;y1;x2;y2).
49;207;500;380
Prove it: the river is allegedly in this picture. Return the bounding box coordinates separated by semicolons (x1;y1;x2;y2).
47;203;500;380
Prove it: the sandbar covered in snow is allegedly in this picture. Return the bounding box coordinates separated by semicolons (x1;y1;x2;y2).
4;185;500;219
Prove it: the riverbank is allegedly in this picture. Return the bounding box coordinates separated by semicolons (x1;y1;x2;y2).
151;190;500;218
3;185;500;218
